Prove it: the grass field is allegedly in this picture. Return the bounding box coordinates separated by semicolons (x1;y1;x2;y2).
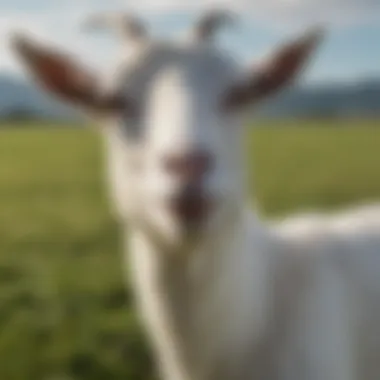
0;120;379;380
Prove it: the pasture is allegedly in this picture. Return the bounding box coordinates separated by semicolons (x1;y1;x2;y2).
0;119;379;380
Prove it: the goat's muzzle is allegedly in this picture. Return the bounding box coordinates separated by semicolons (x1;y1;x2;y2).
170;183;213;232
163;151;214;230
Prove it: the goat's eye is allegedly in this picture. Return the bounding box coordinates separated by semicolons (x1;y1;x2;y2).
126;122;141;140
121;98;146;140
120;112;143;140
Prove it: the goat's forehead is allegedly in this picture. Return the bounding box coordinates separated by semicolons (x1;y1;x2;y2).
152;55;234;96
106;43;238;97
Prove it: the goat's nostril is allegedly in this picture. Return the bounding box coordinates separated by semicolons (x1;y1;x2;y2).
163;151;213;180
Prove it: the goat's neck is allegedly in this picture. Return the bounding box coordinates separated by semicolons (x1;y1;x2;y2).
125;207;273;380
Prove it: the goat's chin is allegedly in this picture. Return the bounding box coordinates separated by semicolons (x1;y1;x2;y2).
142;207;221;253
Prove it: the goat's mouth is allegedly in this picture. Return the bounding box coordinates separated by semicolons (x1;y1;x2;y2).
170;190;214;233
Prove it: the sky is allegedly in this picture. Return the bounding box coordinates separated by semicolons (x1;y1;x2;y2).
0;0;379;84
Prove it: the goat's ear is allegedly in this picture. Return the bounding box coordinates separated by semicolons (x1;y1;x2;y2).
222;28;324;111
10;33;124;115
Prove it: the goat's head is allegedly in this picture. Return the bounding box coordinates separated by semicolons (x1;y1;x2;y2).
11;11;324;250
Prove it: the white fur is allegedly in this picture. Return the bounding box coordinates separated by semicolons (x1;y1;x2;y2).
100;38;380;380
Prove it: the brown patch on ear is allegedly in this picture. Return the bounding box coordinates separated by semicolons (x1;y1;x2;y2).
11;33;126;114
222;28;325;111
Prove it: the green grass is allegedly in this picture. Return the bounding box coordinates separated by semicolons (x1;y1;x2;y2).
0;120;379;380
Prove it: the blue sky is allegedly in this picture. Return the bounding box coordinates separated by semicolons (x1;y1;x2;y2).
0;0;379;84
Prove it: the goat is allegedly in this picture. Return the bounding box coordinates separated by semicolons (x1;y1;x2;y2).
11;11;380;380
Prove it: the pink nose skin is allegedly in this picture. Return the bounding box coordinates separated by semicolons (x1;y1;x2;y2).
163;151;214;228
163;151;213;182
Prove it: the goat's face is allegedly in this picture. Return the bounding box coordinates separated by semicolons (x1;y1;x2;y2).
106;44;246;247
11;11;324;249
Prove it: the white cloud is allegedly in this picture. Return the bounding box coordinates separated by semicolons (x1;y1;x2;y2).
122;0;380;28
0;0;379;75
0;6;120;76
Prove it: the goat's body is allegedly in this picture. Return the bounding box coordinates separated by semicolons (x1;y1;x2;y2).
272;203;380;380
100;39;380;379
124;203;380;380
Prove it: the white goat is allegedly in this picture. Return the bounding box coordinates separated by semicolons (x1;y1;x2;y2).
11;11;380;380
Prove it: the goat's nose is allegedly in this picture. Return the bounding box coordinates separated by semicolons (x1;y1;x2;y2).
163;151;214;229
162;151;213;182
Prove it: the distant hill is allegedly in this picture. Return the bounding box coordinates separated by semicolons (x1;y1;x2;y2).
0;74;379;122
0;75;79;122
255;79;380;120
